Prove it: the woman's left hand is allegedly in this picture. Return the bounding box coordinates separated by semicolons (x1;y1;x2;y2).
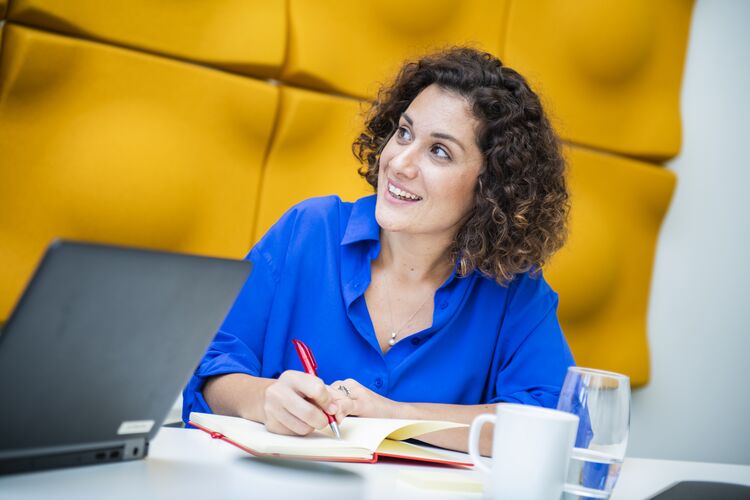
329;378;398;420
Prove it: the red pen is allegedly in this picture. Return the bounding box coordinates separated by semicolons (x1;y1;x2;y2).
292;339;341;439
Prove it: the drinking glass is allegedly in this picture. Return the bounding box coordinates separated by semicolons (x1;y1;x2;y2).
556;367;631;499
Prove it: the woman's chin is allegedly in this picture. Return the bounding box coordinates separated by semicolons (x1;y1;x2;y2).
376;217;408;233
375;206;411;233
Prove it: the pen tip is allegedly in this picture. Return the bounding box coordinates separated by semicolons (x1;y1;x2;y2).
332;423;341;440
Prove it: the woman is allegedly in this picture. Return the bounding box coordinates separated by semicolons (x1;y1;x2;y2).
182;47;574;455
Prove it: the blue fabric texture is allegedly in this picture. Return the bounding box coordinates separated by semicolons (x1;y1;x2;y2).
182;195;575;423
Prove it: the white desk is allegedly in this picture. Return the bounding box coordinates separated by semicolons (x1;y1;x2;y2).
1;428;749;500
613;457;750;499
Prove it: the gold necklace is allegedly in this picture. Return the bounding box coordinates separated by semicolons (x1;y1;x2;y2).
383;271;432;347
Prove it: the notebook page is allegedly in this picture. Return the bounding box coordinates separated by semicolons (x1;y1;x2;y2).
376;439;464;462
190;413;365;456
190;413;466;456
335;417;467;452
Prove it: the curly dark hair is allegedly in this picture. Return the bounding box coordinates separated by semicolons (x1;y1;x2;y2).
352;47;569;285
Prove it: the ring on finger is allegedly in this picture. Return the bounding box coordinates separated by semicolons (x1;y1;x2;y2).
337;385;351;398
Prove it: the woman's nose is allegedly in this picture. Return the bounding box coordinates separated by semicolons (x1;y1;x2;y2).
388;146;419;179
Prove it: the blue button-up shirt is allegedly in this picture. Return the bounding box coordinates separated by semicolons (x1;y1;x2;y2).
182;195;574;422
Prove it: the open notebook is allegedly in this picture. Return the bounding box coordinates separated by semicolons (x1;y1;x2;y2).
189;412;473;466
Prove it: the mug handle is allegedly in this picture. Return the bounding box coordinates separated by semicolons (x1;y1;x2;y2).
468;413;495;474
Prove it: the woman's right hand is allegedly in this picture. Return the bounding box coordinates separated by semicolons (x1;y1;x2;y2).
262;370;341;436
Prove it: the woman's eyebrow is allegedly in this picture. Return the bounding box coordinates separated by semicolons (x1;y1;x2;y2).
402;113;466;152
431;132;465;152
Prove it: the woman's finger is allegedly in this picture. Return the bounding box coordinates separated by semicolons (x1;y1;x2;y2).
328;381;359;420
282;371;338;414
283;391;331;430
343;378;362;390
336;395;356;421
331;380;355;400
265;406;315;436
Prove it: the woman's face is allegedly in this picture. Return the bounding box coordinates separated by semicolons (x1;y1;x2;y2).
375;84;483;240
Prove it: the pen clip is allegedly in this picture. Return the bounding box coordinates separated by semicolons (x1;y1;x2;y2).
292;338;318;373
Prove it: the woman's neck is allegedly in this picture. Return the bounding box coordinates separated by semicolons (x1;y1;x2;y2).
377;229;454;285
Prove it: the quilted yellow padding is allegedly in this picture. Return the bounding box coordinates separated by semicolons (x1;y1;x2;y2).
7;0;286;77
254;86;373;241
545;146;676;385
0;1;695;386
282;0;511;99
0;26;278;320
504;0;693;160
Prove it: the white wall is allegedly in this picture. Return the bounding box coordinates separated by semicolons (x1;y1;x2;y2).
628;0;750;465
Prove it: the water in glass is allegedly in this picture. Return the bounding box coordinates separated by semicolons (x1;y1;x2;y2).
557;367;631;499
563;448;624;499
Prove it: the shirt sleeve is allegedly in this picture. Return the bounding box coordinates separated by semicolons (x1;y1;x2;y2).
486;272;575;408
181;207;299;422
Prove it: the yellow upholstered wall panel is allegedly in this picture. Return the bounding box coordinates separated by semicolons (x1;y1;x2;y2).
545;146;675;386
282;0;510;99
504;0;693;160
7;0;286;77
0;26;278;320
254;86;372;241
1;0;7;19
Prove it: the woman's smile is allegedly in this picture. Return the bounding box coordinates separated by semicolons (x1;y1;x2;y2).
386;179;423;202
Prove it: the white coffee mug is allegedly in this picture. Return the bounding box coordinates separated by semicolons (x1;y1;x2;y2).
468;404;579;500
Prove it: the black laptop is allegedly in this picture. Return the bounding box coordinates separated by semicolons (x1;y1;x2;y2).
0;240;251;474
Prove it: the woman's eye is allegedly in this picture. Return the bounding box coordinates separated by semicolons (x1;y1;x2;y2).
431;145;451;160
396;126;412;141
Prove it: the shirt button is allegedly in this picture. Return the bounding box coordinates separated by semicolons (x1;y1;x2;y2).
439;301;449;310
374;378;383;388
411;338;421;346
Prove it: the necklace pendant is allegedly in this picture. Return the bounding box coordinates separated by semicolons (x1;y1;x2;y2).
388;332;397;346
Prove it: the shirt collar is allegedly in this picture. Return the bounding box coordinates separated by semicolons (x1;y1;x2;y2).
341;195;380;246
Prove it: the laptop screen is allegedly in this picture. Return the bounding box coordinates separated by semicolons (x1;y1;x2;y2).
0;241;251;472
